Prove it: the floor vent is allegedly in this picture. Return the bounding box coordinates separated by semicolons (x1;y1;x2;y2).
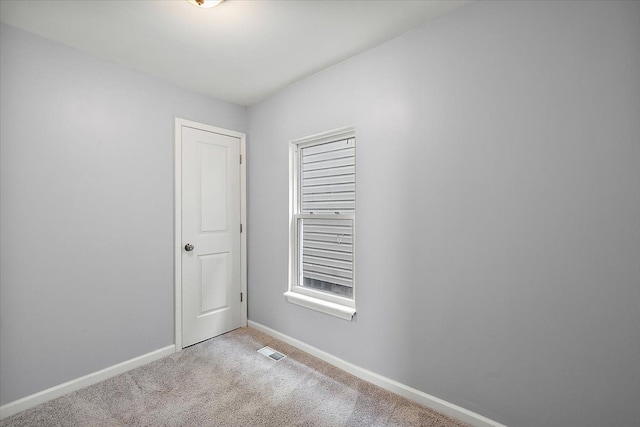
257;346;286;361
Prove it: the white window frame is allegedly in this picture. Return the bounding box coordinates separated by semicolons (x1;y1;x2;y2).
285;126;356;321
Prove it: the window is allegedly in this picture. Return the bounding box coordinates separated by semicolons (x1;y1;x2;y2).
285;126;356;320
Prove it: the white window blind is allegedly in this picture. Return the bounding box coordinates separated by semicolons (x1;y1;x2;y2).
299;218;353;292
297;137;355;299
301;138;355;214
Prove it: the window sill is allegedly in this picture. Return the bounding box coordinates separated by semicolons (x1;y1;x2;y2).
284;291;356;321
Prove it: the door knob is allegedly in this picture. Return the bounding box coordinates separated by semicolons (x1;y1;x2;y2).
184;243;194;252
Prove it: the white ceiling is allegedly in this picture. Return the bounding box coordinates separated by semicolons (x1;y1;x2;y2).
0;0;468;106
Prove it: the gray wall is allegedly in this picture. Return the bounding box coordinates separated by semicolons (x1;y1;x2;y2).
246;1;640;426
0;23;246;405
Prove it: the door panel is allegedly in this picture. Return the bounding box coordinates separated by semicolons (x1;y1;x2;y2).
199;252;229;313
182;126;241;347
199;143;228;232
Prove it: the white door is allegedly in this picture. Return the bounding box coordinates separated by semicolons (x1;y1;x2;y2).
181;125;242;347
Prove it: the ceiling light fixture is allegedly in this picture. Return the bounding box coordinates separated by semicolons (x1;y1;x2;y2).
187;0;223;9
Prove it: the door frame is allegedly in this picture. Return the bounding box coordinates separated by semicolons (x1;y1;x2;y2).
174;117;247;351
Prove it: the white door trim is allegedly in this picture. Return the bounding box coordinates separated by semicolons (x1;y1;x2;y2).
174;117;247;351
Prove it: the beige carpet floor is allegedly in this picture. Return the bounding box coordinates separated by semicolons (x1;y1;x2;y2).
1;327;468;427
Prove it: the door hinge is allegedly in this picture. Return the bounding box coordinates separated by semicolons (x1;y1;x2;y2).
240;154;242;164
240;292;243;302
240;223;243;233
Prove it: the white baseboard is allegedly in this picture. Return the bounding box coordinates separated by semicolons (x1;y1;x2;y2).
0;345;176;420
248;320;506;427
